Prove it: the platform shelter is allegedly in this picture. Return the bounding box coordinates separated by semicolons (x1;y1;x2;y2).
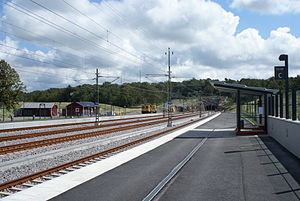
212;82;279;135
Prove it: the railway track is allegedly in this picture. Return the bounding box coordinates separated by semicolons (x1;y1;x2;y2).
0;113;213;197
0;113;188;142
0;113;170;133
0;113;199;155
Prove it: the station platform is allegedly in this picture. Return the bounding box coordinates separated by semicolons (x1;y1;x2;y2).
3;113;300;201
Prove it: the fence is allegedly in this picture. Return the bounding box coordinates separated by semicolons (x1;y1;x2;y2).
269;89;300;121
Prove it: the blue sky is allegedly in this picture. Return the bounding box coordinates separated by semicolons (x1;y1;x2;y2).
1;0;300;91
213;0;300;39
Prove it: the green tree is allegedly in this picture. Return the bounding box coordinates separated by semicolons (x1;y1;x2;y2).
0;60;25;109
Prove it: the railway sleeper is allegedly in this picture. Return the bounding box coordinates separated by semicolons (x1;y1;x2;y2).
32;179;43;183
0;191;11;196
65;167;76;171
51;173;61;177
21;183;34;187
58;170;69;174
9;187;22;191
42;176;52;180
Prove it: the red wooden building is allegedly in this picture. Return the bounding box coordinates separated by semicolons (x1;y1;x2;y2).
20;102;58;117
64;102;96;116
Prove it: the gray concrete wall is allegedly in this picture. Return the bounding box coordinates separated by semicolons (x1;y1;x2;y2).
268;116;300;159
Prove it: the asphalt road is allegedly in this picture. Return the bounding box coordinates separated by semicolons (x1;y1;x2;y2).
51;113;300;201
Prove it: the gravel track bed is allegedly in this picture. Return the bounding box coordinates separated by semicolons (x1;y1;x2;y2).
0;117;153;137
0;122;167;162
0;119;167;147
0;124;172;184
0;115;202;184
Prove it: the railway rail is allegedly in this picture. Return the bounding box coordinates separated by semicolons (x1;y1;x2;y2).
0;113;172;133
0;113;213;196
0;113;188;142
0;113;200;155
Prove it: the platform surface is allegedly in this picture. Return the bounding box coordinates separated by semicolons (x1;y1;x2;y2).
47;112;300;201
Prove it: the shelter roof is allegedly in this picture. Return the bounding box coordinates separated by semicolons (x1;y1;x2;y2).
211;81;279;95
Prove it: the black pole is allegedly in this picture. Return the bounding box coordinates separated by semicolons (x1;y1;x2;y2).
268;97;272;115
271;95;275;116
258;96;262;125
264;94;268;132
237;90;241;132
254;100;257;122
280;92;283;118
275;94;278;117
279;54;289;119
292;89;297;121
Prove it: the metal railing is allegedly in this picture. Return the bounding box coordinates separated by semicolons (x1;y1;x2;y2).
271;89;299;121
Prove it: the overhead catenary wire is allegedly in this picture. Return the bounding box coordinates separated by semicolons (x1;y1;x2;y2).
91;1;167;73
5;1;143;66
0;43;83;69
1;20;65;47
61;0;165;71
61;0;123;42
1;21;123;69
28;0;152;66
2;0;172;87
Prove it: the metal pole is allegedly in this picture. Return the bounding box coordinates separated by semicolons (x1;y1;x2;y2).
264;94;268;132
39;104;41;119
275;94;278;117
283;55;289;119
258;96;262;125
236;90;241;132
271;95;275;116
95;69;100;125
166;47;173;127
292;89;297;121
280;92;283;118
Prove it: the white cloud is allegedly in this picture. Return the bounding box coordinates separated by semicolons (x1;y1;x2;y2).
231;0;300;14
1;0;300;91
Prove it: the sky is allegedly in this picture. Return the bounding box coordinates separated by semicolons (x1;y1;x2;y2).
1;0;300;91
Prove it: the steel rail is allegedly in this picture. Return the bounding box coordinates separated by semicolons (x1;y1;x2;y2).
142;138;208;201
0;113;172;133
0;113;200;155
0;114;212;192
0;113;189;142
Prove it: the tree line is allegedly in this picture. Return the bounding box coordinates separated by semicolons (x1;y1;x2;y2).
20;75;300;107
2;59;300;109
20;79;218;107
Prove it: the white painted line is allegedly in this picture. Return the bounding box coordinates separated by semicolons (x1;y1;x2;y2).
2;113;220;201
